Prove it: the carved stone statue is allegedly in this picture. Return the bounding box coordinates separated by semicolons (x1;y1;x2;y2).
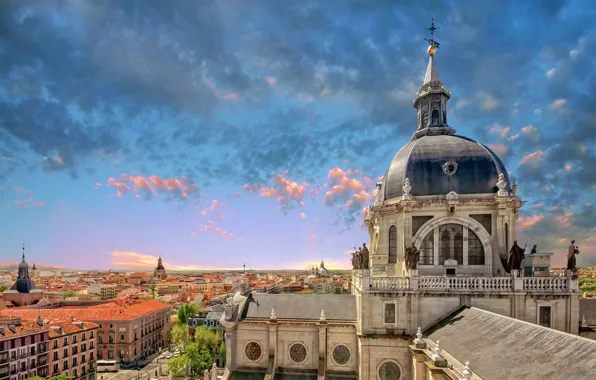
351;248;361;270
375;182;383;205
496;173;508;197
405;242;421;270
512;180;519;196
567;240;579;271
508;240;525;271
360;243;370;269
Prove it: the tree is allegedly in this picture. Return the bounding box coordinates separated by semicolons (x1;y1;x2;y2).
194;327;219;353
29;375;73;380
167;342;213;377
177;303;200;325
148;284;156;299
171;323;190;352
161;321;175;348
219;340;226;367
62;290;77;299
0;285;8;292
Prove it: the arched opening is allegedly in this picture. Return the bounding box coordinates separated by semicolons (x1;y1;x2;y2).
388;226;397;264
431;109;439;125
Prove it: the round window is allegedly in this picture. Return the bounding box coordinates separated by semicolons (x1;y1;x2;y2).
332;344;351;365
289;342;307;363
244;341;262;362
378;361;401;380
442;160;458;176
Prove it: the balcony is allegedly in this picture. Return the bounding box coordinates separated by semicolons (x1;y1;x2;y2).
38;343;48;354
354;271;579;294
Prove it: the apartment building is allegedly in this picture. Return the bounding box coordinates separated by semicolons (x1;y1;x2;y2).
87;284;117;300
47;319;99;380
0;317;49;380
1;300;170;366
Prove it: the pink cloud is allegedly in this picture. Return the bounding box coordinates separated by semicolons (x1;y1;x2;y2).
564;164;573;171
519;151;543;166
267;77;277;85
489;124;510;138
517;215;545;230
244;172;310;209
489;144;506;153
106;174;199;200
323;167;374;206
194;219;237;240
300;212;307;219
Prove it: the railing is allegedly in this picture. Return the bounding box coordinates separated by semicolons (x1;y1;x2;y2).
357;274;575;293
370;277;410;290
523;277;568;292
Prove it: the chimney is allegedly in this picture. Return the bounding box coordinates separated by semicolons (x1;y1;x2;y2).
37;316;44;326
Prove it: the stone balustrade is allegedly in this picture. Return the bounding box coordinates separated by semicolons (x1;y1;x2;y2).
353;272;578;293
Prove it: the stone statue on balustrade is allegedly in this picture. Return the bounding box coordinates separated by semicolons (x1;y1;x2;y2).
567;240;579;272
508;240;525;272
405;242;420;270
351;243;370;270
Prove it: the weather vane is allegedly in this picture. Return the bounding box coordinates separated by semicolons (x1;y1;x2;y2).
424;17;440;55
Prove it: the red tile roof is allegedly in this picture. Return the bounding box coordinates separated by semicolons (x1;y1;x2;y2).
0;300;169;322
0;319;47;340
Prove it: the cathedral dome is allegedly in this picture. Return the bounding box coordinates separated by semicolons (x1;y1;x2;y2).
381;134;509;200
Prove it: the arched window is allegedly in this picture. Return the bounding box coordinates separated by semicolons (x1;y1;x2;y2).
419;231;434;265
388;226;397;264
431;109;439;125
468;230;485;265
438;224;463;265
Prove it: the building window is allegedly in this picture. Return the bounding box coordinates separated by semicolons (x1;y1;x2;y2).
332;345;351;366
378;360;402;380
439;224;463;264
419;231;434;265
539;306;552;328
289;343;307;364
244;342;262;362
388;226;397;264
384;303;396;324
63;337;68;346
468;230;485;265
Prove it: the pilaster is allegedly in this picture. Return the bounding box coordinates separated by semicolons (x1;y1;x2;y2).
317;322;328;379
224;327;237;371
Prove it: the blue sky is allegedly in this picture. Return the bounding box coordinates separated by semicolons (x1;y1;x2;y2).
1;0;595;270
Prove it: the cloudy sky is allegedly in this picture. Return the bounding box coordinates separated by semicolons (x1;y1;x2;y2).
1;0;595;270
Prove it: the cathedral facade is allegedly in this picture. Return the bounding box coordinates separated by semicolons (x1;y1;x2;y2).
219;37;589;380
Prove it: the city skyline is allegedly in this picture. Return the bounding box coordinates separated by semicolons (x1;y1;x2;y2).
1;0;595;270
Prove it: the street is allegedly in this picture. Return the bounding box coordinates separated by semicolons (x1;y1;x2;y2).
98;356;170;380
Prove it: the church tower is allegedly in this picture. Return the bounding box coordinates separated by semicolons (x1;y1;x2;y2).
153;255;167;280
3;245;43;306
367;19;520;278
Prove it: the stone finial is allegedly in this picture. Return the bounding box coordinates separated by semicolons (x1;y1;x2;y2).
496;173;508;197
270;308;277;320
402;178;412;200
462;362;472;380
204;369;209;380
211;363;217;380
320;309;326;322
512;180;519;196
432;340;446;365
414;326;426;348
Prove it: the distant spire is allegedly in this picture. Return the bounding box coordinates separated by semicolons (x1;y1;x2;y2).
22;243;25;262
422;17;441;86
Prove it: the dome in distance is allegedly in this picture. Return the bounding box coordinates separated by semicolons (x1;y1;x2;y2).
380;134;510;200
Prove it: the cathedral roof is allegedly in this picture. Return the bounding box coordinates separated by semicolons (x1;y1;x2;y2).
425;307;596;380
244;293;356;321
381;134;510;199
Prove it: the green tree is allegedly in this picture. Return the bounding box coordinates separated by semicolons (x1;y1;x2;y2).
148;284;156;299
219;341;226;367
0;285;8;292
171;323;190;352
194;327;219;352
62;290;77;299
176;303;200;325
167;341;214;377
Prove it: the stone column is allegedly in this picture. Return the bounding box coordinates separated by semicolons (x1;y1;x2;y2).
224;328;237;371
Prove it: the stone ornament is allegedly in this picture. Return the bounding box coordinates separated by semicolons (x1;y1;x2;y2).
414;326;426;348
462;362;472;380
512;180;519;196
432;340;444;361
270;308;276;320
402;178;412;200
496;173;508;196
320;309;326;322
204;369;209;380
446;191;458;202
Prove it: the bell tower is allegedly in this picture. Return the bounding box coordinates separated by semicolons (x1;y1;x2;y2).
412;18;456;139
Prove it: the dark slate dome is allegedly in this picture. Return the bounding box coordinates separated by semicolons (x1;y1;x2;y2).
381;134;510;200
